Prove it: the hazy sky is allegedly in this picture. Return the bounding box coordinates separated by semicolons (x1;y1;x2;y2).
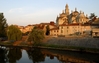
0;0;99;26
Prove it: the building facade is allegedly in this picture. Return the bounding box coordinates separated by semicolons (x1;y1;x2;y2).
50;4;99;37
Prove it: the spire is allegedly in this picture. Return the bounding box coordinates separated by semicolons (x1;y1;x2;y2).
75;7;77;11
65;3;69;15
57;15;59;18
66;4;68;8
56;15;59;21
86;14;88;17
57;15;58;17
62;10;65;13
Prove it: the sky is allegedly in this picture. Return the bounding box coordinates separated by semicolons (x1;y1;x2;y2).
0;0;99;26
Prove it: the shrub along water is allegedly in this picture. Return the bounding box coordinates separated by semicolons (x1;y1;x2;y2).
7;25;22;42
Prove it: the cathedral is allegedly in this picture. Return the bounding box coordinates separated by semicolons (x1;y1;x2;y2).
50;4;94;37
56;4;89;25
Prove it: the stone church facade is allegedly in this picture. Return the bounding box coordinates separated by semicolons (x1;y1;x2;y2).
56;4;89;26
50;4;92;37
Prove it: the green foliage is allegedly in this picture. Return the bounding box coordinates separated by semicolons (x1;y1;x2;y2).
26;48;45;63
89;13;97;22
89;13;96;19
0;41;13;45
7;25;22;41
7;48;22;63
33;26;37;29
28;28;45;45
0;13;8;37
46;25;50;35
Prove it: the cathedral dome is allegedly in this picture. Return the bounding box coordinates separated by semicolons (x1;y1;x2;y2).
79;12;85;18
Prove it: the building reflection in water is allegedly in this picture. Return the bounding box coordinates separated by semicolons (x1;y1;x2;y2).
40;49;99;63
0;47;99;63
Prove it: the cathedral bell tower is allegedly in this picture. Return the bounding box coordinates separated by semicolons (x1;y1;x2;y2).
65;4;69;16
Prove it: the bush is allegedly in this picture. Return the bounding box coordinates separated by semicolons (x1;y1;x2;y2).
7;25;22;41
28;28;45;46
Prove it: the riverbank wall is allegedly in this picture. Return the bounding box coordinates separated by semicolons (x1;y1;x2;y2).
44;37;99;49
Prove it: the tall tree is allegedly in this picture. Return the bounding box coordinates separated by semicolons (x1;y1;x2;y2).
46;25;50;35
7;48;22;63
89;13;97;22
28;28;44;46
7;25;22;41
26;48;45;63
0;13;8;37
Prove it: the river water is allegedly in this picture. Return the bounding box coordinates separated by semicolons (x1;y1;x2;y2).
0;47;99;63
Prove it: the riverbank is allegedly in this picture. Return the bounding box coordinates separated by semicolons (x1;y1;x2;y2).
0;36;99;54
43;36;99;49
40;36;99;53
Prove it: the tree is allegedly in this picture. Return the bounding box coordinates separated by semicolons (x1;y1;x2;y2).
46;25;50;35
89;13;97;22
26;48;45;63
0;48;7;63
7;25;22;41
28;28;44;45
7;48;22;63
0;13;8;37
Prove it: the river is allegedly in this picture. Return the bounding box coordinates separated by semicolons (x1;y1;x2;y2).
0;47;99;63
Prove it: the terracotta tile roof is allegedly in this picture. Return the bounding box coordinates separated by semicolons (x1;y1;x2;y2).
34;24;45;29
50;24;57;26
59;23;80;26
59;24;67;26
40;23;50;25
50;28;59;30
50;21;55;25
81;24;90;26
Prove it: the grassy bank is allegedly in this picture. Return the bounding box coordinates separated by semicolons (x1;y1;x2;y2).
38;43;99;53
0;41;13;46
0;41;99;54
0;37;99;54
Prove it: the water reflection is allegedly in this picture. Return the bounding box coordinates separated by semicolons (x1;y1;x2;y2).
26;48;45;63
7;48;22;63
0;47;99;63
0;48;6;63
41;49;99;63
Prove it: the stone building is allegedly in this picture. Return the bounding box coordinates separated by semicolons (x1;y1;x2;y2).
56;4;89;25
50;23;91;37
50;4;92;37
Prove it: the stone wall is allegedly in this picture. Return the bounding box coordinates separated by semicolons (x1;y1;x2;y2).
45;37;99;49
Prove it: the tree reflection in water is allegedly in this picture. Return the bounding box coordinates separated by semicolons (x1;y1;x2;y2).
26;48;45;63
0;47;99;63
0;48;7;63
7;48;22;63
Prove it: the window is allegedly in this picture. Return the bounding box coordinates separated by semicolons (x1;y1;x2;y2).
67;30;68;32
61;26;63;29
61;30;63;33
67;26;69;29
54;30;56;32
57;30;58;32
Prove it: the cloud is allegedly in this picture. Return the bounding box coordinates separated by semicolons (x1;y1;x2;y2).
8;8;23;13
